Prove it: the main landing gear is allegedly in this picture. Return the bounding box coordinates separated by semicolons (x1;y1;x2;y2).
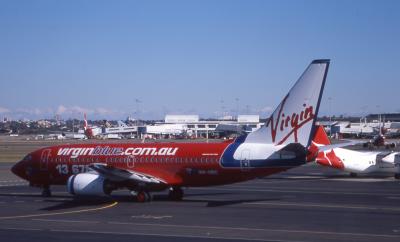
135;190;152;203
350;172;358;178
132;187;184;202
41;185;52;197
168;187;184;201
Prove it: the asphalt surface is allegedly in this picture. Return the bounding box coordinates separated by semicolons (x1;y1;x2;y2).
0;163;400;242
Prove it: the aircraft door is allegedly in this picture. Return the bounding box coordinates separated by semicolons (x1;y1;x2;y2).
40;149;51;171
127;155;135;168
240;149;251;170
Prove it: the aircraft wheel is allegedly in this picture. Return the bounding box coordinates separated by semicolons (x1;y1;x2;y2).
144;191;152;202
41;186;52;197
350;172;358;178
136;191;146;202
136;191;151;202
395;174;400;179
168;187;183;201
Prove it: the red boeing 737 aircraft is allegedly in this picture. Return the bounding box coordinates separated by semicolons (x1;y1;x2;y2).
12;60;330;202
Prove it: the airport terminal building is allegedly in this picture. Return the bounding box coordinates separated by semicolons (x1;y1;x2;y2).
142;114;263;138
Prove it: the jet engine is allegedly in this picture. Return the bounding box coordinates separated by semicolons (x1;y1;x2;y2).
67;173;112;196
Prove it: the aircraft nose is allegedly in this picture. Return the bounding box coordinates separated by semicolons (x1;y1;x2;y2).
11;161;26;179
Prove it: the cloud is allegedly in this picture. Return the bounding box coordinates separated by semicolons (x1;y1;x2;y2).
56;105;92;116
94;107;115;115
0;107;10;113
55;105;124;119
15;108;48;115
56;105;67;115
1;105;170;120
70;106;92;115
0;105;128;120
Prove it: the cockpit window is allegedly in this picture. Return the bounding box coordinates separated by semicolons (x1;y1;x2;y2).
23;155;32;161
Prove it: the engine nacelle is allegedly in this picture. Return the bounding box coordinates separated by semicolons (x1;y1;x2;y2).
67;173;111;196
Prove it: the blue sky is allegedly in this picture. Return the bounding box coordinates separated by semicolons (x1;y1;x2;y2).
0;0;399;120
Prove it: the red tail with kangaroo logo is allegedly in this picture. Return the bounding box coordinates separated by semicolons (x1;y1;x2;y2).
307;125;330;161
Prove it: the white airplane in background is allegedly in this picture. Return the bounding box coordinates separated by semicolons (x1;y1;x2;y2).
311;126;400;179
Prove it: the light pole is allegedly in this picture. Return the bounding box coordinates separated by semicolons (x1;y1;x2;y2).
246;105;250;115
328;97;332;137
135;98;141;120
220;99;225;118
376;105;381;135
235;97;239;121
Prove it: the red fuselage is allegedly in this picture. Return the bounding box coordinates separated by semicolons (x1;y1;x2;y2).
12;141;292;189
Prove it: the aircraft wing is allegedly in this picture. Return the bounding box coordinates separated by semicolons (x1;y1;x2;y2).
88;163;166;185
315;140;363;152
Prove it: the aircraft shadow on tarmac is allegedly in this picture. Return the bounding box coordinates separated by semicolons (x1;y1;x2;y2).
150;193;280;207
0;193;70;199
204;198;279;207
0;191;281;211
260;173;392;181
39;196;279;211
39;197;115;211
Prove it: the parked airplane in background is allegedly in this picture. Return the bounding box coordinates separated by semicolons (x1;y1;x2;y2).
312;126;400;179
363;133;397;149
362;123;397;149
84;115;136;139
12;59;330;202
83;113;102;139
47;131;86;140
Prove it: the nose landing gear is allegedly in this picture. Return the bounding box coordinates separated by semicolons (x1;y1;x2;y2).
168;187;183;201
41;185;52;197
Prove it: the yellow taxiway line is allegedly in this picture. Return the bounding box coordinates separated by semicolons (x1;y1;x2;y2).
0;201;118;220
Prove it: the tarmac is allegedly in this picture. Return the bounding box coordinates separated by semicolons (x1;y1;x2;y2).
0;162;400;242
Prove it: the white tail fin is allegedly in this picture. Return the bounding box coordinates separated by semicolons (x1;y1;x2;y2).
245;59;330;147
117;120;128;127
83;113;88;131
